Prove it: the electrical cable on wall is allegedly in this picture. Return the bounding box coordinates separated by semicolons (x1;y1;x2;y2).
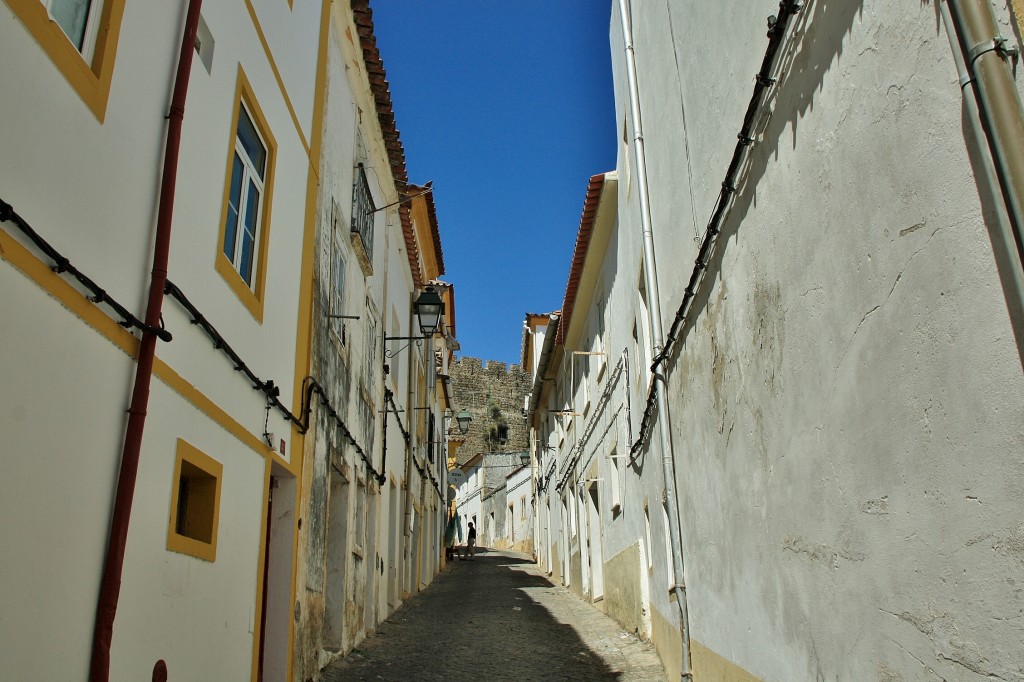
385;389;443;501
164;279;384;483
0;198;172;342
630;0;804;458
554;354;625;492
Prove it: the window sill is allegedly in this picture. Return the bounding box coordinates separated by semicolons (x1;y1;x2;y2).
167;533;217;562
351;230;373;277
215;252;265;323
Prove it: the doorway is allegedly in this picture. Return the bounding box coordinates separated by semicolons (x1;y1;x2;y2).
323;466;351;652
587;482;605;600
257;467;295;682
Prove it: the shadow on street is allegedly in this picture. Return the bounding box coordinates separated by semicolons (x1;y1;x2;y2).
325;548;633;681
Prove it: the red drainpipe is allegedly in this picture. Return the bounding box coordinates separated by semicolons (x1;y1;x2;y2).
89;1;203;679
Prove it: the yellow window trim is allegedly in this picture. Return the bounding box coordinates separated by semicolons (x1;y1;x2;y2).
245;0;309;156
167;439;223;562
5;0;125;122
216;65;277;324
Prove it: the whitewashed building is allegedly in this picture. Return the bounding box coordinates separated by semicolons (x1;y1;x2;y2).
1;1;325;679
288;3;454;677
531;1;1024;680
0;1;454;680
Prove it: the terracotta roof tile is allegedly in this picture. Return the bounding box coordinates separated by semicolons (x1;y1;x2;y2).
351;1;423;286
409;183;444;276
557;174;606;345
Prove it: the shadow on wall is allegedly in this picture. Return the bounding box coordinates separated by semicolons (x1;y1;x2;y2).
673;0;865;350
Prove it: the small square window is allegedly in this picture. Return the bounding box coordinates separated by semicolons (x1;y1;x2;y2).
167;440;223;562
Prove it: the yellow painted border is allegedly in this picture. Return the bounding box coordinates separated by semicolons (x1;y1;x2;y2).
276;1;331;679
215;65;277;324
166;438;224;562
691;639;763;681
245;0;310;156
0;226;138;356
0;223;292;475
4;0;125;122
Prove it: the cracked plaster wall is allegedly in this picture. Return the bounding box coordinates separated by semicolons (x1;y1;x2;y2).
615;1;1024;680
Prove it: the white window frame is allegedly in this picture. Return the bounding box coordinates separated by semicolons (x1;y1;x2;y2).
595;292;607;379
224;104;267;289
637;273;652;392
330;199;348;347
581;350;591;416
363;300;378;393
43;0;103;62
608;446;621;516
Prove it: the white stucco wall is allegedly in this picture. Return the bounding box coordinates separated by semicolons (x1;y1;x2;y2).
611;1;1024;679
111;383;267;681
1;0;323;678
506;467;532;549
0;268;132;679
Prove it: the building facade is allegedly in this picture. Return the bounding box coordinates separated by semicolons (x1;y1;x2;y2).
288;3;454;679
1;0;328;678
530;1;1024;680
0;1;453;680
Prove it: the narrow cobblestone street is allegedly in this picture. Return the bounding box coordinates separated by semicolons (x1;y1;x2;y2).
323;549;665;681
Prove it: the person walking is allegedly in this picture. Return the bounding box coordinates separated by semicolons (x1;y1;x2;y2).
466;521;477;560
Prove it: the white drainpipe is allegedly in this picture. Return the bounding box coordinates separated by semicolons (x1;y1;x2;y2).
616;0;693;677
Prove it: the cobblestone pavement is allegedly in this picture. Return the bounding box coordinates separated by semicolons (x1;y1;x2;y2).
323;549;665;681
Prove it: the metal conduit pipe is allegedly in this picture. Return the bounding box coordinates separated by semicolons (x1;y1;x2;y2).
615;0;692;677
90;1;203;679
945;0;1024;363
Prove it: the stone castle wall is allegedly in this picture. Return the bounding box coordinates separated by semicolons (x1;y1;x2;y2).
449;357;531;465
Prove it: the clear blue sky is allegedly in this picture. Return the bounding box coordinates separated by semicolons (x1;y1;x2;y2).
370;2;617;367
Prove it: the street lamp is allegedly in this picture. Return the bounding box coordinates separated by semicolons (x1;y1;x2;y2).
384;286;446;358
413;286;444;337
519;452;531;467
456;409;472;435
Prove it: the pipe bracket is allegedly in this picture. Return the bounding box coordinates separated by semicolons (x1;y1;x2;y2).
968;36;1018;70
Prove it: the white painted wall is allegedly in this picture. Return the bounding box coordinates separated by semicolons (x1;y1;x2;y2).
0;269;132;679
610;1;1024;679
111;383;267;681
454;461;483;550
506;466;532;549
0;0;323;678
